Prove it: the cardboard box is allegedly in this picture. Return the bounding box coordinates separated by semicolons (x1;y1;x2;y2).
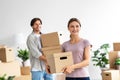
0;45;7;48
0;47;15;62
13;75;31;80
21;66;30;75
41;32;61;47
109;51;119;68
54;73;66;80
113;42;120;51
102;70;120;80
0;60;21;77
41;46;62;56
46;52;73;73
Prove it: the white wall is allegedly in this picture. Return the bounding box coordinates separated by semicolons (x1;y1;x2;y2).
1;0;120;49
0;0;120;79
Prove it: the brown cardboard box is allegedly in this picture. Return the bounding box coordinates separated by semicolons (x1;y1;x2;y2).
0;47;15;62
0;45;7;48
13;75;31;80
21;66;30;75
113;42;120;51
0;60;21;77
54;73;66;80
109;51;119;68
102;70;120;80
41;46;62;56
41;32;61;47
46;52;73;73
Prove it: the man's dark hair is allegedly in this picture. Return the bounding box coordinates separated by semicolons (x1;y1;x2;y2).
30;18;42;26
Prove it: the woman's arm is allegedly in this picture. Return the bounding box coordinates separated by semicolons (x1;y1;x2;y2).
63;45;91;74
73;45;91;69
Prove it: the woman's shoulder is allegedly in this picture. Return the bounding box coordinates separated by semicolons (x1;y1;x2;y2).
81;38;91;46
81;38;90;43
62;40;70;46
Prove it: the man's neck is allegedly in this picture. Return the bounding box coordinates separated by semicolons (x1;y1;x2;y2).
33;30;40;34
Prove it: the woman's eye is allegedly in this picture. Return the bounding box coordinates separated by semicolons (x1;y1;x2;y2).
76;25;79;28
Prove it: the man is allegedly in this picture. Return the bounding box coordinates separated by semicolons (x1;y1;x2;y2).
27;18;53;80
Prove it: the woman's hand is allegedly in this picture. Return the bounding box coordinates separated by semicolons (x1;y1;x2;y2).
62;65;74;74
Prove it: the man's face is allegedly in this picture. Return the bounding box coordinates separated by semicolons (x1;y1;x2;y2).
32;20;42;32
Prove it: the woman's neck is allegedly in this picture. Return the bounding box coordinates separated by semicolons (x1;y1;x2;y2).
70;35;81;44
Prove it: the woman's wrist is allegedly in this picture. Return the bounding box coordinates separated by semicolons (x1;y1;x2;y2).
71;65;75;71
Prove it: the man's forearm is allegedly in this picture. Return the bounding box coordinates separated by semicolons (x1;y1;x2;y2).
39;55;47;63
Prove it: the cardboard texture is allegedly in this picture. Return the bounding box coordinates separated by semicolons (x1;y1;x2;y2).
41;32;61;47
109;51;119;68
0;48;15;62
46;52;73;73
102;70;120;80
113;42;120;51
13;75;31;80
41;46;62;56
54;73;66;80
0;60;21;77
0;45;7;48
21;66;30;75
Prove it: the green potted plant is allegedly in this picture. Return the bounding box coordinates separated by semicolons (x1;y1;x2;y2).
0;74;15;80
0;74;6;80
17;49;30;75
92;43;110;70
114;57;120;70
17;49;29;67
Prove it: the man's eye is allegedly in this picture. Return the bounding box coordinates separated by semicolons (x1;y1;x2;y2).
70;26;74;28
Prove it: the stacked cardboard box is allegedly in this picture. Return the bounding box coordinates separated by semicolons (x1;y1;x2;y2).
41;46;62;56
109;51;119;68
109;42;120;68
46;52;73;73
40;32;73;73
0;47;15;62
0;45;31;80
41;32;62;56
102;70;120;80
0;60;21;77
102;42;120;80
113;43;120;51
0;46;21;77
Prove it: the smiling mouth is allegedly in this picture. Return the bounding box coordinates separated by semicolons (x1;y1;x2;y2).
72;31;78;33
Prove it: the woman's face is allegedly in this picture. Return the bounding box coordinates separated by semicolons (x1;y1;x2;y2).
68;21;80;36
32;20;42;32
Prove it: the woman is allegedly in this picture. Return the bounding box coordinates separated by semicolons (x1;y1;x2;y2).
62;18;91;80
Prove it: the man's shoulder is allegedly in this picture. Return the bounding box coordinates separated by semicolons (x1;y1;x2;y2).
27;33;36;40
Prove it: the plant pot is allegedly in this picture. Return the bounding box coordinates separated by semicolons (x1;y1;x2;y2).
100;67;109;72
24;60;30;66
21;66;30;75
116;65;120;70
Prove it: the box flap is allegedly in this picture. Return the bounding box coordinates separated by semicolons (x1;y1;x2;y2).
41;45;61;51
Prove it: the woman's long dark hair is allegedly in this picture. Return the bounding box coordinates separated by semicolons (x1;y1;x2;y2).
67;18;81;28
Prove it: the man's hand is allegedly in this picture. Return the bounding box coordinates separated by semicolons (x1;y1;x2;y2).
45;64;51;74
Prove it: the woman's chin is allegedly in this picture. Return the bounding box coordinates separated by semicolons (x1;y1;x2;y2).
71;33;79;36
